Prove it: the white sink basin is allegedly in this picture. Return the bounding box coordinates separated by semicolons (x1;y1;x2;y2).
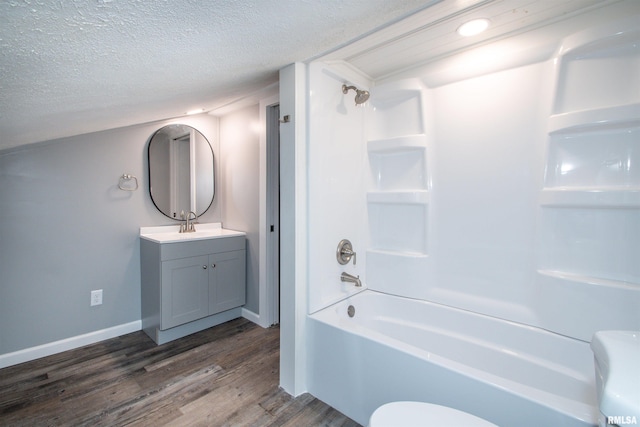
140;222;245;243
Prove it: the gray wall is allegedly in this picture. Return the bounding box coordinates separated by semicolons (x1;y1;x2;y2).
219;104;261;314
0;115;221;355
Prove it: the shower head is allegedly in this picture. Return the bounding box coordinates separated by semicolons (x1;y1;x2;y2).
342;84;370;105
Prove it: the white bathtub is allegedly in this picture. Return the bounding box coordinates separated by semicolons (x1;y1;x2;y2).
307;290;598;426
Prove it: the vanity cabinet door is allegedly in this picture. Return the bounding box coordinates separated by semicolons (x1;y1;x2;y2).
161;255;210;330
209;250;246;315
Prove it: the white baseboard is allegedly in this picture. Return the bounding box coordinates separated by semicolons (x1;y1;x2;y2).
242;307;270;328
1;311;272;370
0;320;142;369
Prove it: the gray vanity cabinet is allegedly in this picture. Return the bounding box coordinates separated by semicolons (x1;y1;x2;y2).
160;255;210;329
141;235;246;344
208;250;246;314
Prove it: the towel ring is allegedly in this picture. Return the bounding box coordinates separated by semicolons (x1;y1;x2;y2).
118;174;139;191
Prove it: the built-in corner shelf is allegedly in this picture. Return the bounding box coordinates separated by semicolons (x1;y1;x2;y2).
367;134;429;255
367;191;429;254
553;17;640;115
368;135;427;153
367;248;429;259
548;103;640;135
368;202;428;254
537;269;638;291
369;79;427;141
368;135;428;192
366;79;431;291
367;190;429;205
370;79;425;107
366;249;431;294
539;188;640;209
535;16;640;339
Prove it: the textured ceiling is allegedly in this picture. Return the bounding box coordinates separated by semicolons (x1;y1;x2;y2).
0;0;618;151
0;0;436;150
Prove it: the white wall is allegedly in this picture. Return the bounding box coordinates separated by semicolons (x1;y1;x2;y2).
0;98;278;366
219;105;261;315
306;63;371;313
424;62;549;324
0;114;220;362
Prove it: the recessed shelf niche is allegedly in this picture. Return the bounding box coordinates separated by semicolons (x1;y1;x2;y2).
543;110;640;208
538;207;639;284
368;135;428;191
369;79;426;141
553;22;640;115
365;79;431;294
367;192;428;255
539;15;640;300
547;126;638;188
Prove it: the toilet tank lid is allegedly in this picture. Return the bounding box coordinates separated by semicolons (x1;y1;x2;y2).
590;331;640;419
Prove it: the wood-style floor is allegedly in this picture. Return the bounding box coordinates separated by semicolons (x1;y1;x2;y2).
0;318;361;426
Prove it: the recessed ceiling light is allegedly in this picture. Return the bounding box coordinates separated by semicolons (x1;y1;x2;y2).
457;18;491;37
186;108;205;115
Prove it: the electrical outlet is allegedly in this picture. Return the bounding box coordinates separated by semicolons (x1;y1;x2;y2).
90;289;103;306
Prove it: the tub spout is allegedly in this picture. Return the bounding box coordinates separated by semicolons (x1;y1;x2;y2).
341;272;361;287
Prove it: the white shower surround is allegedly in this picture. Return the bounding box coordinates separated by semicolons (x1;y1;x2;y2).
305;4;640;425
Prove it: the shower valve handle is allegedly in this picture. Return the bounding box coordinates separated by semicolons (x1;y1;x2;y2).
337;239;356;265
341;248;356;265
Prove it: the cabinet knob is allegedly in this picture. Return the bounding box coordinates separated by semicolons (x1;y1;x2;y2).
211;263;216;268
203;265;207;269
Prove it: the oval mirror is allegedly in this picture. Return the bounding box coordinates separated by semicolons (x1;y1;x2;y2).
148;124;215;219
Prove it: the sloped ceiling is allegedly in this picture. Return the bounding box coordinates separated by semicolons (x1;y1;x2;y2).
0;0;437;151
0;0;614;151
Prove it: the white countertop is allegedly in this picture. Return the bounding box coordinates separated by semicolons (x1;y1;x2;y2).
140;222;245;243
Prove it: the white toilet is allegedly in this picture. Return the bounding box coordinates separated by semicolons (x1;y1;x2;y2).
369;330;639;427
368;401;497;427
591;330;640;427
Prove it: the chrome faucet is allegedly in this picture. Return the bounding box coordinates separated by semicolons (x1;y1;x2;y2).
179;210;198;233
185;211;197;232
341;272;361;287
